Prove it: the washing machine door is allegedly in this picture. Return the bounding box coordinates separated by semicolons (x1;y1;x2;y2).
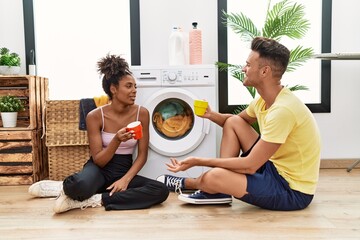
144;88;210;157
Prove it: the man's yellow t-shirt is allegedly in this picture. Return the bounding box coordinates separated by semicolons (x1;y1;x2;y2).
246;88;321;195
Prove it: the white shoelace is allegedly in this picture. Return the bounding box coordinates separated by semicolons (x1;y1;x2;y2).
174;182;183;195
165;176;183;191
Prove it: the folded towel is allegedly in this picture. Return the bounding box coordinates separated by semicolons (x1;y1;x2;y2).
94;95;109;107
79;98;97;130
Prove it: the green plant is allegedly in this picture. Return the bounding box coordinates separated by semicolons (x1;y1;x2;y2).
217;0;313;114
0;95;25;112
0;47;21;67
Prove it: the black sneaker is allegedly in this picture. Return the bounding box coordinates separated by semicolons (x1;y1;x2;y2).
156;175;186;193
178;190;232;204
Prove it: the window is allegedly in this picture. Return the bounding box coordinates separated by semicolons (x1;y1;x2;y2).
217;0;332;113
23;0;140;100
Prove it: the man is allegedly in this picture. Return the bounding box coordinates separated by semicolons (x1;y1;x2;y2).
157;37;321;210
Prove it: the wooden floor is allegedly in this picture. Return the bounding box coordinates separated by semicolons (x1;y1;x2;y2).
0;169;359;240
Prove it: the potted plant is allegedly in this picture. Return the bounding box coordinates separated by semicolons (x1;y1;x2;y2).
217;0;313;113
0;47;21;75
0;95;25;127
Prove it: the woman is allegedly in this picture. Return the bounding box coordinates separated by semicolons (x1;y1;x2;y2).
29;54;169;213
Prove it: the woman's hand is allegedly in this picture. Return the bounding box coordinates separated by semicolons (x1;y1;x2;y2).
116;127;134;142
166;157;196;173
106;178;130;196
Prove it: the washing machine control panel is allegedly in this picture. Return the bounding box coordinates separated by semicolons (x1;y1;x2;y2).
131;65;215;87
161;66;215;86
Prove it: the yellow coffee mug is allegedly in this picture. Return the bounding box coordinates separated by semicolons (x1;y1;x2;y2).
193;99;208;116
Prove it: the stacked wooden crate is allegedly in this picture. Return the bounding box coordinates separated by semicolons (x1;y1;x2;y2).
0;75;48;185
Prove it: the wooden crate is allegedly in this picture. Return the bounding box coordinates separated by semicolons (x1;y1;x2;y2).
0;129;48;185
0;75;48;130
0;75;49;185
45;100;90;180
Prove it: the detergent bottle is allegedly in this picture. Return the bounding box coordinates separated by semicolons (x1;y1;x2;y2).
189;22;202;64
168;27;186;65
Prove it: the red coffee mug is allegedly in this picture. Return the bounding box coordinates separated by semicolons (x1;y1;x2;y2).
126;121;143;140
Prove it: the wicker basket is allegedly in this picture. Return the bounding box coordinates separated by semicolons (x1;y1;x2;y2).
45;100;90;180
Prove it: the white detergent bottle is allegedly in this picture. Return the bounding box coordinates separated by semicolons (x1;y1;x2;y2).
168;27;186;65
189;22;202;65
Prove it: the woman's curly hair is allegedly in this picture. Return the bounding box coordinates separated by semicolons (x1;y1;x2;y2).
97;54;132;100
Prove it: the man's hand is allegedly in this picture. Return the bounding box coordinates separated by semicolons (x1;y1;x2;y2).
166;157;197;173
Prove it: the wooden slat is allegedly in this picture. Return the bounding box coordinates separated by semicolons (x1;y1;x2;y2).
35;77;42;130
42;77;49;104
18;110;30;118
0;165;33;174
0;175;32;185
32;129;48;181
0;130;32;140
0;153;32;163
0;88;29;96
0;76;29;86
42;77;49;127
0;141;32;152
28;76;37;129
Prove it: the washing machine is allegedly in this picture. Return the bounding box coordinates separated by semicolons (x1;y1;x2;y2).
131;65;217;179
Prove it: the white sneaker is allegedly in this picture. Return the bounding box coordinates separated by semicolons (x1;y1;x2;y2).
178;190;232;204
28;180;63;197
53;191;102;214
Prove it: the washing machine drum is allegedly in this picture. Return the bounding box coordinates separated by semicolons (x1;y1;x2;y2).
153;99;193;138
144;88;210;157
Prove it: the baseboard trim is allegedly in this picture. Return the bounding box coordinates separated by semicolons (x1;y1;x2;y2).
320;159;360;169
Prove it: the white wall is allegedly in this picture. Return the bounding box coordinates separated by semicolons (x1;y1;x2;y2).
1;0;359;159
139;0;217;66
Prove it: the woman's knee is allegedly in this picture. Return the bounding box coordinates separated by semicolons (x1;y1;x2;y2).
63;174;94;201
63;167;104;201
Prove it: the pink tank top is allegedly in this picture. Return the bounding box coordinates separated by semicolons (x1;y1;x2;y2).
100;106;140;154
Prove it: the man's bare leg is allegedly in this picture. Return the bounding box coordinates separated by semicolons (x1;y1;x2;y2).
184;115;259;194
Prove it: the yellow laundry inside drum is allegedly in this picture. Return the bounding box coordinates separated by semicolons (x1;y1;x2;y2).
152;99;194;139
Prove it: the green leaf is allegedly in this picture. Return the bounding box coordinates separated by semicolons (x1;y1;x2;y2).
0;95;25;112
0;47;10;55
233;104;248;114
263;0;310;40
286;84;309;91
287;45;314;72
222;10;261;42
0;47;21;66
